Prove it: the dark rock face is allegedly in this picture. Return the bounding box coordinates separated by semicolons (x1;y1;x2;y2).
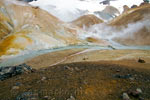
17;0;37;2
100;0;110;5
0;64;33;81
143;0;149;3
131;5;138;8
99;0;117;5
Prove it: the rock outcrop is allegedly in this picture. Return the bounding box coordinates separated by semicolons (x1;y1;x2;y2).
17;0;37;2
0;63;32;81
123;5;130;13
94;6;120;21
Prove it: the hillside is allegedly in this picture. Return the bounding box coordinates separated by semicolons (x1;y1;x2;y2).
110;4;150;46
71;14;103;29
0;0;84;58
110;4;150;26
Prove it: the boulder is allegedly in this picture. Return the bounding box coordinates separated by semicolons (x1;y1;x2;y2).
0;63;32;81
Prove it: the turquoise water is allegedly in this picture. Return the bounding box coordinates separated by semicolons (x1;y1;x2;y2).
0;45;150;67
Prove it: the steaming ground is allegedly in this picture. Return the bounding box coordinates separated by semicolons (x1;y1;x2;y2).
29;0;149;46
78;18;150;46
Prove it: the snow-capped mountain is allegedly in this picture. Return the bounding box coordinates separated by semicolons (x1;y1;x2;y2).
30;0;143;22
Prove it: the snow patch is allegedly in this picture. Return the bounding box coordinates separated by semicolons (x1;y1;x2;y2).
30;0;143;22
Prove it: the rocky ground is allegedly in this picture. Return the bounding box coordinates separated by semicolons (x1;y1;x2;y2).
0;49;150;100
0;62;150;100
26;49;150;70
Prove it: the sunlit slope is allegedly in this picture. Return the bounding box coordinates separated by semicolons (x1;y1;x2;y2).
110;4;150;46
110;4;150;26
71;14;103;28
0;1;13;40
0;0;84;58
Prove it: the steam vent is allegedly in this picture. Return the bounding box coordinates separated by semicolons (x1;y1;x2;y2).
0;0;150;100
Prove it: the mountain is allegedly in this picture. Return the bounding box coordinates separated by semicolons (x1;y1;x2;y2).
110;4;150;46
94;5;120;21
0;0;149;59
71;14;103;28
0;0;85;58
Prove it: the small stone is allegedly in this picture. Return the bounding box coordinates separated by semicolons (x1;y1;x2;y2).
31;69;36;73
108;45;116;50
139;97;144;100
136;88;142;94
12;86;20;90
67;96;75;100
41;77;47;81
129;77;135;81
15;82;22;86
116;70;120;72
123;93;130;100
131;91;139;97
129;88;142;98
75;67;80;71
138;58;145;63
16;92;39;100
64;66;74;71
43;96;50;100
114;74;132;79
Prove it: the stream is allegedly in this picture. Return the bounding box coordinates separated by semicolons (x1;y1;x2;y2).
0;44;150;67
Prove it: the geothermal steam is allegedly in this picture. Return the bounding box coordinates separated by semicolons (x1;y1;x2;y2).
79;18;150;46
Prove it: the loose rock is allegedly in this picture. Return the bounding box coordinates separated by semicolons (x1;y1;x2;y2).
16;92;39;100
12;86;20;90
128;88;142;98
67;96;76;100
139;97;145;100
136;88;142;94
114;74;132;79
138;58;145;63
43;96;50;100
41;77;47;81
123;93;130;100
129;77;135;81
